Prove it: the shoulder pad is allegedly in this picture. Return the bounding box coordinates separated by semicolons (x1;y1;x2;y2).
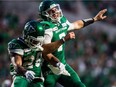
40;21;54;30
8;39;21;50
60;16;67;22
8;38;24;55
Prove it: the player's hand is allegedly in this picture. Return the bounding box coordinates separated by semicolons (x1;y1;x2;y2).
64;32;75;41
93;9;107;21
48;62;70;76
56;62;71;76
25;70;35;82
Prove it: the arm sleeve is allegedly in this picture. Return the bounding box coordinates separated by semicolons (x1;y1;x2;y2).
43;28;53;44
8;49;24;56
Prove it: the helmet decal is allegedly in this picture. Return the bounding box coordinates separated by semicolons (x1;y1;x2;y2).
24;23;36;36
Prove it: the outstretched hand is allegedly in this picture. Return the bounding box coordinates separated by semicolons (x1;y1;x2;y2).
93;9;107;22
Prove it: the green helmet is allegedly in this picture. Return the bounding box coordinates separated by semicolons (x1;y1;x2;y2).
23;20;45;48
39;0;62;23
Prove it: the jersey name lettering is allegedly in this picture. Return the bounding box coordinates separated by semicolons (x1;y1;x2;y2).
55;27;67;33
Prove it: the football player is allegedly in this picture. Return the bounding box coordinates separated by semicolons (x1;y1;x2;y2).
39;0;107;87
8;20;75;87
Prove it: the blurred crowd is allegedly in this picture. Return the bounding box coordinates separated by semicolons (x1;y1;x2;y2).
66;28;116;87
0;1;116;87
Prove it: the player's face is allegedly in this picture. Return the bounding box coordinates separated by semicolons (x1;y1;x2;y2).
28;36;44;48
28;37;40;47
47;6;61;21
30;39;39;46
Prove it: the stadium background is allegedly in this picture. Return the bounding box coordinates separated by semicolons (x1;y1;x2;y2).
0;0;116;87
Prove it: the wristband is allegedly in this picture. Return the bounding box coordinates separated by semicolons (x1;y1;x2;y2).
82;18;94;27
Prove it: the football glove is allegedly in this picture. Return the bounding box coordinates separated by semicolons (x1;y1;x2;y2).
48;62;70;76
36;45;44;51
25;70;35;82
32;45;44;52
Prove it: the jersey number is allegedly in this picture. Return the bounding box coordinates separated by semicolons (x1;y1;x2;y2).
23;52;42;69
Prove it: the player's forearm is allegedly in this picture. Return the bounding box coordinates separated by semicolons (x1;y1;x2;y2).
73;9;107;30
11;61;27;76
15;65;27;76
42;53;60;67
73;18;95;30
42;39;64;54
42;32;74;54
11;54;26;76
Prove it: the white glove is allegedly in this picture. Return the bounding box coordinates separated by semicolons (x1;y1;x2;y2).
32;45;44;52
25;70;35;82
35;45;44;51
48;62;70;76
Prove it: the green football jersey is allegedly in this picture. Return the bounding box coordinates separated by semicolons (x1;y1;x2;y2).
43;16;73;64
8;37;43;77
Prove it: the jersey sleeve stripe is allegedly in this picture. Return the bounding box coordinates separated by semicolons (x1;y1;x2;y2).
9;49;24;56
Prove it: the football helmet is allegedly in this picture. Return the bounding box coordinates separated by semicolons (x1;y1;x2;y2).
39;0;62;23
23;21;45;49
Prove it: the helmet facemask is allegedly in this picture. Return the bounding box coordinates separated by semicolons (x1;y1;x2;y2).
42;4;62;23
25;35;44;49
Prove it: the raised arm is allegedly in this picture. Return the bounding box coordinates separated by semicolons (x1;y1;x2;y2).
72;9;107;30
42;32;75;66
42;32;75;54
